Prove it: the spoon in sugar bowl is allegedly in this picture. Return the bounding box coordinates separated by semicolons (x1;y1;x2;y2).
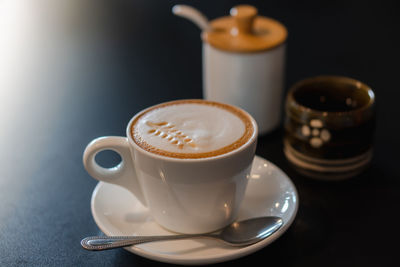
172;5;211;31
81;216;283;250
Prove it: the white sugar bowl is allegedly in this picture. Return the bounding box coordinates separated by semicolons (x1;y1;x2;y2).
173;5;288;135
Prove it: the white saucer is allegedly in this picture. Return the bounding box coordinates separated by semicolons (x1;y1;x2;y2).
91;156;299;265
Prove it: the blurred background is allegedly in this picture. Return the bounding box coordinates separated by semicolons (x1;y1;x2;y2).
1;0;399;266
2;0;398;181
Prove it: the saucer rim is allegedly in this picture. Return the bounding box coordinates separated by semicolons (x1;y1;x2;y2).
90;155;299;265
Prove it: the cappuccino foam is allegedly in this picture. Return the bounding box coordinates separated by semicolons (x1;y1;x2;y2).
131;100;254;159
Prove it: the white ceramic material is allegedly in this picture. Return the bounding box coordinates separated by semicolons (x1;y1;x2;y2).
203;43;286;135
83;102;258;234
91;156;299;265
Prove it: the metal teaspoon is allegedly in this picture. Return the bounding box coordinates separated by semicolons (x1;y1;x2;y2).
81;216;283;251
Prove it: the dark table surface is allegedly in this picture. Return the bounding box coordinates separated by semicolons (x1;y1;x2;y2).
1;0;399;266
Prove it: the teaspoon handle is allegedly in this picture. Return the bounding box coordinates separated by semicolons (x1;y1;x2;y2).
81;234;216;251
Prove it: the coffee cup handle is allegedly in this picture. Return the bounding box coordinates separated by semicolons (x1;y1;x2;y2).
83;136;147;207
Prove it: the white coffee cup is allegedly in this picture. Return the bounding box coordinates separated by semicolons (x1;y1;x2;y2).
83;100;258;234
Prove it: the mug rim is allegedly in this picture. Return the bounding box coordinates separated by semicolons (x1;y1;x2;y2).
126;99;258;162
287;75;375;117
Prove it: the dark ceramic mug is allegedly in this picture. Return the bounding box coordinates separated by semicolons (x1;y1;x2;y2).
284;76;375;180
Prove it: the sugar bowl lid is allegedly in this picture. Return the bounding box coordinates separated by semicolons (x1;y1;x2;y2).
202;5;287;53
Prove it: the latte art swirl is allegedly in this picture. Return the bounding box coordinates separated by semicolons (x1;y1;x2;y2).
146;121;198;149
131;100;255;159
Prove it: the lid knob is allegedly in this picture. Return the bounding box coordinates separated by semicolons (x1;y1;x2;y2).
230;5;258;35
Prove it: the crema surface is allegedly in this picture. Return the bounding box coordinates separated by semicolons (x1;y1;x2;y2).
131;100;254;159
